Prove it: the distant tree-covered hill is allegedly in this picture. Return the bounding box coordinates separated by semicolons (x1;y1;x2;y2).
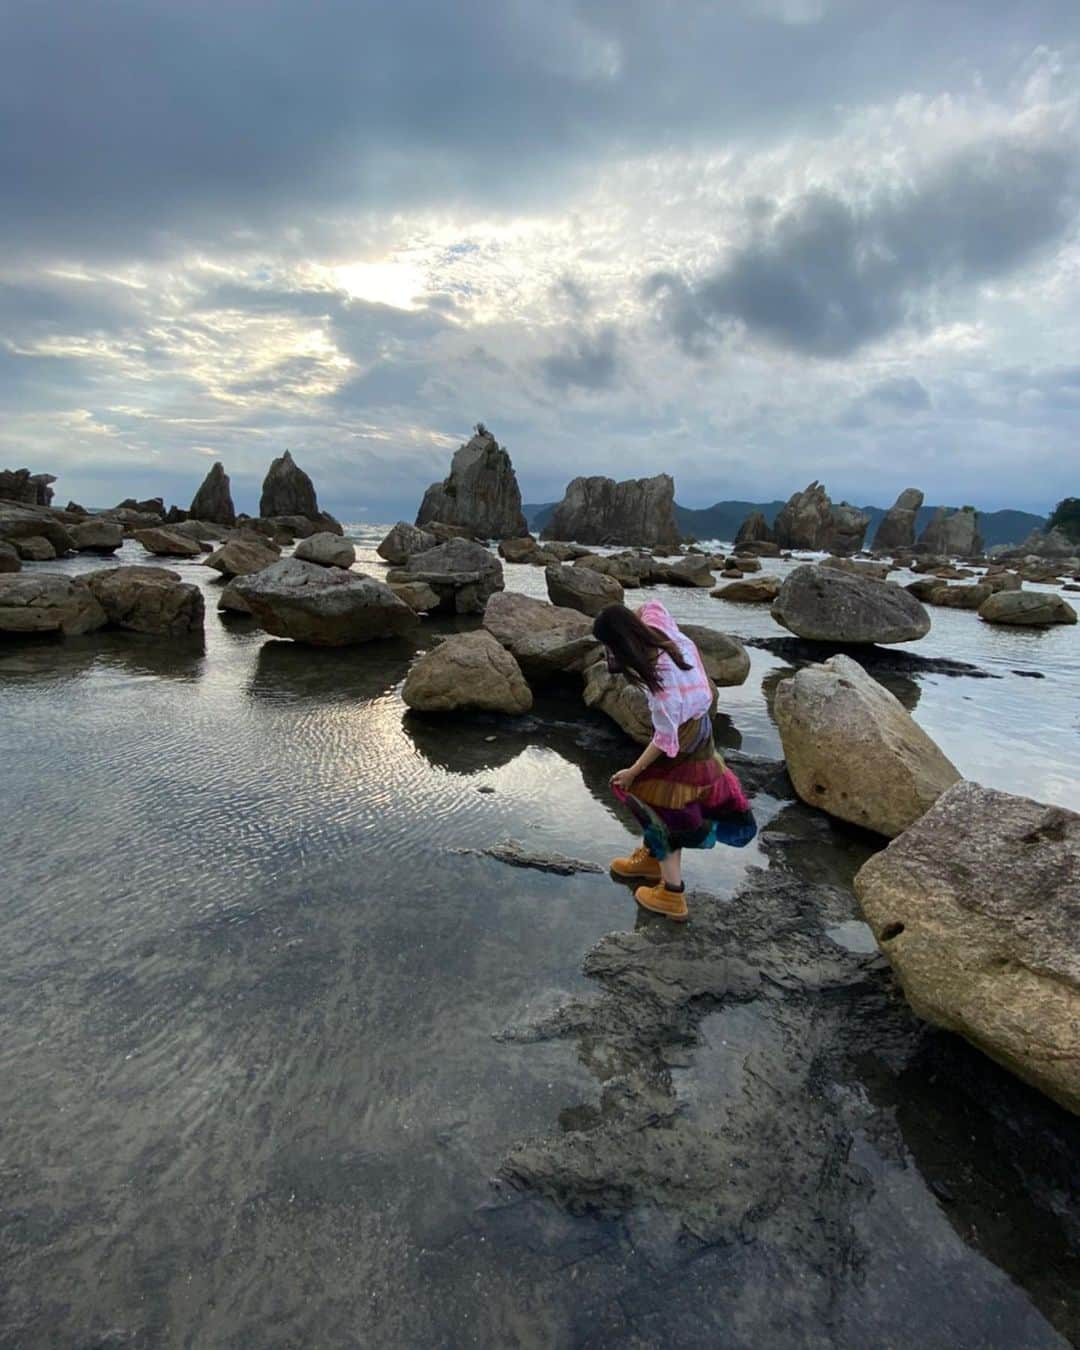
524;499;1046;548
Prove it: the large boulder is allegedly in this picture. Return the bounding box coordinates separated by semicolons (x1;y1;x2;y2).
0;502;74;554
233;558;418;645
415;425;529;539
546;562;623;616
917;506;983;557
0;573;107;635
84;565;205;636
204;538;281;579
711;575;780;603
873;488;924;552
574;553;649;588
819;555;891;581
771;565;931;645
189;462;236;526
15;536;57;561
774;654;961;837
386;537;504;615
680;625;750;687
582;657;653;744
828;502;873;555
541;473;680;548
482;590;598;681
498;536;553;565
293;532;356;569
68;520;124;554
134;527;203;558
376;521;437;564
116;496;165;516
927;583;992;610
854;782;1080;1115
0;468;56;506
0;542;20;573
978;590;1077;626
402;630;533;713
734;510;773;548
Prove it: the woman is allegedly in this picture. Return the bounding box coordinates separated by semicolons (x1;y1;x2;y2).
592;599;755;922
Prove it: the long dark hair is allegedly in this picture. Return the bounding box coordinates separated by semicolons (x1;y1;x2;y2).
592;604;692;694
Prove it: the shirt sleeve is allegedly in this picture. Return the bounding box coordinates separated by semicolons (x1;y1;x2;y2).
646;687;681;757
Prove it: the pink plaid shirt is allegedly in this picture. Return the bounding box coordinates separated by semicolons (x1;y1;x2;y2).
639;600;713;757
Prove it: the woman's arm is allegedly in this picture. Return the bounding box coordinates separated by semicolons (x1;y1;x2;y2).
611;740;664;790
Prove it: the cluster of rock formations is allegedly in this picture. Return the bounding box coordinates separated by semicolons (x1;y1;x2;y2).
734;482;872;556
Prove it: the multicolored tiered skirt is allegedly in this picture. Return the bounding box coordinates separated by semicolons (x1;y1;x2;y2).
613;713;756;857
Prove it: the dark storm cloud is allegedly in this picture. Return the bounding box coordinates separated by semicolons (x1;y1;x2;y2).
649;137;1078;357
539;325;619;391
4;0;1079;262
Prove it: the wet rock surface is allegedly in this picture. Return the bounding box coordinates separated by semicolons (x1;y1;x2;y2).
235;557;418;645
84;565;205;636
459;840;604;875
772;564;932;645
402;630;533;714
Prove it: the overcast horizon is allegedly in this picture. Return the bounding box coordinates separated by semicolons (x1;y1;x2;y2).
2;1;1078;521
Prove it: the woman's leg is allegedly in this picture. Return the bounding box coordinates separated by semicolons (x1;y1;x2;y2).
660;849;683;889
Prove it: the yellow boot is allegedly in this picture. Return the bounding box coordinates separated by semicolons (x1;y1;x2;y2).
610;844;662;881
634;881;689;922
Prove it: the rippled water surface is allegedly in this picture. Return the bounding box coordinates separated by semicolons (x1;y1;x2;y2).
1;526;1077;1347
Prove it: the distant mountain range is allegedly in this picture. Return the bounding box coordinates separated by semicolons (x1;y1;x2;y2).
523;500;1046;549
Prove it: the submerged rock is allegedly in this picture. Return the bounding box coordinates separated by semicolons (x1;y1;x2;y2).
402;630;533;714
415;425;529;539
189;462;236;526
293;532;356;569
774;654;961;837
376;521;437;564
541;473;680;548
460;840;603;875
84;565;205;636
546;562;623;616
978;591;1077;627
483;590;598;681
854;781;1080;1115
234;557;418;646
772;565;931;645
134;526;203;558
387;537;504;615
873;488;924;552
0;572;107;635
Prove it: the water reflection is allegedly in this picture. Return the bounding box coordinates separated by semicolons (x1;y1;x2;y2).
248;636;416;705
0;630;207;683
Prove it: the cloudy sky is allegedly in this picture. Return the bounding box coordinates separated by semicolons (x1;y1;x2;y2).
2;1;1078;521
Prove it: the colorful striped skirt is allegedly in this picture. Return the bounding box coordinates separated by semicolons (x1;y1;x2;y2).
613;713;756;858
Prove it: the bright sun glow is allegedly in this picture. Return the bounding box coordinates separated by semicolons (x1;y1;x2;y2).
333;260;426;309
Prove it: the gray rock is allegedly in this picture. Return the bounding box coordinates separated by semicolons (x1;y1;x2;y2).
582;656;653;743
415;425;529;539
15;536;57;561
854;781;1080;1114
293;532;356;568
545;562;624;616
217;581;252;614
387;537;504;615
917;506;983;557
652;555;715;588
388;581;441;613
0;572;107;635
772;565;931;645
573;553;650;588
260;450;320;519
376;521;437;565
772;481;870;554
978;590;1077;626
734;510;773;548
680;625;751;687
711;575;781;603
927;583;992;610
775;654;961;836
68;520;124;554
189;462;236;526
541;473;680;548
84;565;205;635
0;542;20;573
233;557;418;645
482;590;598;681
0;468;56;506
872;488;924;551
403;629;533;713
134;527;203;558
0;502;74;554
820;555;892;581
204;538;281;579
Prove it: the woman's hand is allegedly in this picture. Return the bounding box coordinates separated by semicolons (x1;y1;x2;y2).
610;767;638;792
